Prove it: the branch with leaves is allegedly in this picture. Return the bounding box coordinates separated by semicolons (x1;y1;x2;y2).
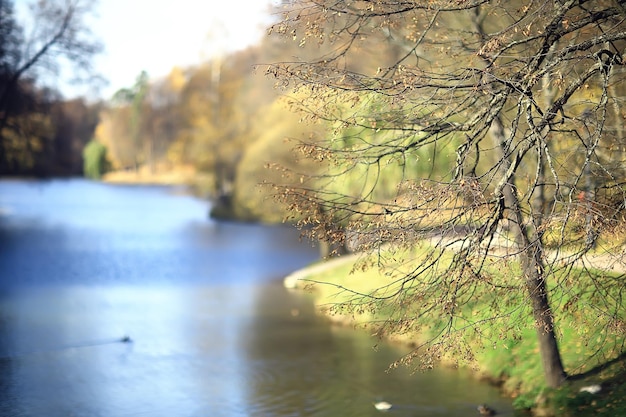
270;0;626;389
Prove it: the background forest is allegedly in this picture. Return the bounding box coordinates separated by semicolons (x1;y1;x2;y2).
0;0;461;225
0;0;320;224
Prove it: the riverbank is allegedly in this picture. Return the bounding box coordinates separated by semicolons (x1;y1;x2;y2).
102;164;196;186
283;251;626;416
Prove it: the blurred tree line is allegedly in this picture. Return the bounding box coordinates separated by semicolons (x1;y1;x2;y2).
0;0;102;176
94;9;328;222
0;0;386;223
0;0;325;223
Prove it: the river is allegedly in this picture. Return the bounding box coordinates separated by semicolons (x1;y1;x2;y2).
0;179;513;417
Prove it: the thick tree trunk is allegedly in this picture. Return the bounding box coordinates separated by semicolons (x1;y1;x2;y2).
506;187;567;388
491;110;567;388
519;235;567;388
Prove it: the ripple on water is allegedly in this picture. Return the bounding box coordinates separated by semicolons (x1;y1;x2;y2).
238;356;375;417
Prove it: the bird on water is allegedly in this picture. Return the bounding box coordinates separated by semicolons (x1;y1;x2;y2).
477;404;497;415
373;401;393;411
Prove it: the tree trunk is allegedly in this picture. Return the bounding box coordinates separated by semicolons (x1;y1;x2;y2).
492;110;567;388
506;186;567;388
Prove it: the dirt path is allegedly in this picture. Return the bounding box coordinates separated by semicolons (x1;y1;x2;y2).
283;254;359;289
284;240;626;291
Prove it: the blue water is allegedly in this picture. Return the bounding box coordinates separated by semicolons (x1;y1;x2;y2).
0;180;313;287
0;179;513;417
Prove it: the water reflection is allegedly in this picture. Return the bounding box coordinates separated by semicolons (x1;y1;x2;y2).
242;283;511;417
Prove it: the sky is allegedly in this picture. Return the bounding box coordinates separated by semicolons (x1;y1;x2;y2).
18;0;279;99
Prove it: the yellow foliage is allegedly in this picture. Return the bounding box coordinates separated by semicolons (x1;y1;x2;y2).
233;97;325;222
166;66;187;93
1;112;54;169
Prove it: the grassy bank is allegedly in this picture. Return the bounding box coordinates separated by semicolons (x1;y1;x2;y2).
284;248;625;416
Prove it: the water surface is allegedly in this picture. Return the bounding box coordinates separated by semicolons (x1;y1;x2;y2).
0;179;512;417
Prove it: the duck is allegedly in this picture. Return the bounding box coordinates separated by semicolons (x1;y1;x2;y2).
373;401;393;411
477;404;496;415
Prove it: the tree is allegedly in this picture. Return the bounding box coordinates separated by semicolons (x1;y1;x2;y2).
95;104;135;170
270;0;626;389
173;52;270;203
232;95;326;222
0;0;22;77
82;138;107;179
113;70;150;171
40;97;100;175
0;0;101;173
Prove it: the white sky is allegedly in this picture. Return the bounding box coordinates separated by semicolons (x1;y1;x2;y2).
17;0;279;99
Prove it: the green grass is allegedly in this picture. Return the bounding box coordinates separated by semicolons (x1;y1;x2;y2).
294;245;626;415
548;356;626;416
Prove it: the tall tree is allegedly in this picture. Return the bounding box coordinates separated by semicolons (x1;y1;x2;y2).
0;0;101;173
0;0;22;76
270;0;626;388
50;97;101;174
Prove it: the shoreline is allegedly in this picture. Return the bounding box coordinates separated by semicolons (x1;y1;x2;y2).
283;254;625;416
102;165;196;186
283;259;526;409
283;255;492;371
